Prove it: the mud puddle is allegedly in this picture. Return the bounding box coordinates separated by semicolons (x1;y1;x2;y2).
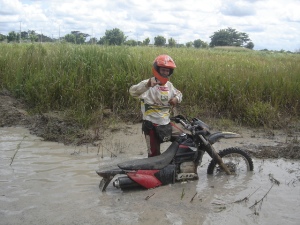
1;126;300;225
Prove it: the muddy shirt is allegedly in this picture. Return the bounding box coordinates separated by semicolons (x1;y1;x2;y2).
129;79;182;125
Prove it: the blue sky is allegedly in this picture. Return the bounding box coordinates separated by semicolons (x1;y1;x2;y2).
1;0;300;51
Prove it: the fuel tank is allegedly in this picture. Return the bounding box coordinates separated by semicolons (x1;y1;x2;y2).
174;137;197;163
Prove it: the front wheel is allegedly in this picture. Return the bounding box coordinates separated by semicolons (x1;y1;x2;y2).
207;147;253;175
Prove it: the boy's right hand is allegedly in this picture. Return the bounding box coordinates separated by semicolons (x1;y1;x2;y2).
147;77;161;87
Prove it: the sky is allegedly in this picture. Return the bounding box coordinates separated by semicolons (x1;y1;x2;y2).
1;0;300;51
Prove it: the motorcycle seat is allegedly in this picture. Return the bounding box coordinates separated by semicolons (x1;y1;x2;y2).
118;141;179;170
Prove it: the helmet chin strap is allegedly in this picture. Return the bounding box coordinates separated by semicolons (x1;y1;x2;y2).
154;77;166;85
152;67;168;85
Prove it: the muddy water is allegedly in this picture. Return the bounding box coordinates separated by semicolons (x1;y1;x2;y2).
1;127;299;225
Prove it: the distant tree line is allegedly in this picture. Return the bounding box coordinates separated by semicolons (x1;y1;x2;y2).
0;27;256;49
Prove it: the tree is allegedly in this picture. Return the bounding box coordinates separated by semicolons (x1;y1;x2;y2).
99;28;126;45
0;33;6;42
76;35;86;44
88;37;98;44
28;30;38;42
63;31;89;44
245;41;254;50
28;30;39;42
193;39;208;48
186;41;193;48
37;33;52;42
71;31;89;44
209;27;251;47
168;38;176;48
124;39;137;46
64;34;76;43
201;42;208;48
194;39;202;48
7;31;18;43
142;37;150;46
21;31;28;40
154;35;166;47
30;34;38;42
98;36;108;45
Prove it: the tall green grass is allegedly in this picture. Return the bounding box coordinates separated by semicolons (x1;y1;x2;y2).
0;43;299;128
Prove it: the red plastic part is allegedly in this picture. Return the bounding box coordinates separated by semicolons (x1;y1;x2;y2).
179;144;189;149
127;170;162;189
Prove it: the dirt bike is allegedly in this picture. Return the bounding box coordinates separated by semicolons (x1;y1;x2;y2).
96;115;254;191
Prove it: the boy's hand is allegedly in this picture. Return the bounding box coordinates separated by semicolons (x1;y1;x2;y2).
169;97;178;106
147;77;161;87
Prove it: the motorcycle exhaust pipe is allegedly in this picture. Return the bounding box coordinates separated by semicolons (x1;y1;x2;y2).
113;176;141;189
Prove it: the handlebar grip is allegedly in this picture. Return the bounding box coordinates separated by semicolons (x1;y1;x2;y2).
178;119;192;130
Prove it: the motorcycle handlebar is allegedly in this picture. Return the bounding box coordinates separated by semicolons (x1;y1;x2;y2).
178;119;209;136
178;119;192;130
171;115;209;134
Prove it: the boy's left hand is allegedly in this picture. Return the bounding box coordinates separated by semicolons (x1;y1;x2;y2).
169;97;178;106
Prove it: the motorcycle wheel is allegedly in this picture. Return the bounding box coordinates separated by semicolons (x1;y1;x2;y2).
207;147;253;175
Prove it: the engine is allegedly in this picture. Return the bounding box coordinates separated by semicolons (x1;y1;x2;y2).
176;161;198;181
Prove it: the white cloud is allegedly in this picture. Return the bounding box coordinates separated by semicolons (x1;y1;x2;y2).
0;0;300;51
0;0;23;15
221;1;256;17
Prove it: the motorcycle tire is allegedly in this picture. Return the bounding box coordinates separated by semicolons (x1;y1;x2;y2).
207;147;254;175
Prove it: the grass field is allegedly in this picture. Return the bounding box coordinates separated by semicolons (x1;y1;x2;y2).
0;43;299;128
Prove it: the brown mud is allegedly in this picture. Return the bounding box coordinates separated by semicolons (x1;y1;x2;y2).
0;89;95;145
0;88;299;159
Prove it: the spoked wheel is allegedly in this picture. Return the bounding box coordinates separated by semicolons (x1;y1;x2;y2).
207;147;253;175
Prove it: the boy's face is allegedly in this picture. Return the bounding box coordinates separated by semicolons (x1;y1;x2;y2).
159;67;171;78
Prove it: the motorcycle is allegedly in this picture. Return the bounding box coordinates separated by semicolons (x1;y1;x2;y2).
96;115;254;191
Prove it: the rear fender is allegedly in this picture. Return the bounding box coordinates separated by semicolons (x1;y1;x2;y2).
96;167;125;178
96;167;125;192
127;170;162;189
208;132;242;144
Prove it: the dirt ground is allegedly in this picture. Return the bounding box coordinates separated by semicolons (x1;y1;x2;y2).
1;88;299;159
0;89;95;145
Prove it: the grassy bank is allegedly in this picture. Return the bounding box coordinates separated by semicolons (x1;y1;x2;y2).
0;43;299;128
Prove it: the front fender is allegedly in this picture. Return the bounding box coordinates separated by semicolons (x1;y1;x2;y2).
207;132;242;144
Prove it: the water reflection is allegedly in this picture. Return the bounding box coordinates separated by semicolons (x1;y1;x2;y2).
0;127;299;225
